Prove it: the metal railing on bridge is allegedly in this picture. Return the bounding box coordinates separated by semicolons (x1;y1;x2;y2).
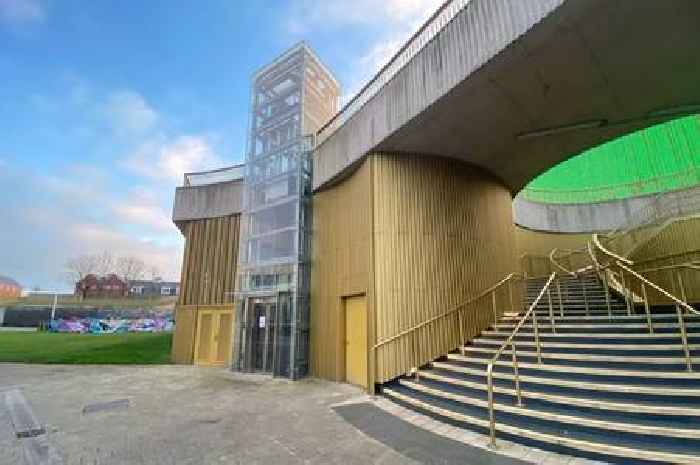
183;164;245;187
316;0;472;145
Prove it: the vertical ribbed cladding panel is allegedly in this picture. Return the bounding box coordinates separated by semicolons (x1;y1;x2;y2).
310;160;373;381
371;154;517;383
313;0;565;191
629;216;700;305
176;214;240;306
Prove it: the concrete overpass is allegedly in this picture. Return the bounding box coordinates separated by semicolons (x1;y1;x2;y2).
313;0;700;193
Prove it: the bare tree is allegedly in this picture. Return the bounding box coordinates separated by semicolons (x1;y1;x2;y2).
94;251;115;276
116;256;146;283
65;254;100;285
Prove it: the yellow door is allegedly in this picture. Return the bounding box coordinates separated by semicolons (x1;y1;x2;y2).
194;307;234;366
345;295;367;388
194;310;214;365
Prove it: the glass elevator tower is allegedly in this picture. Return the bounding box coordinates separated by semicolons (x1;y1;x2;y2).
233;43;339;379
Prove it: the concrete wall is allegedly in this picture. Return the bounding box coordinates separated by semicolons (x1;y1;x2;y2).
513;185;700;233
172;180;244;223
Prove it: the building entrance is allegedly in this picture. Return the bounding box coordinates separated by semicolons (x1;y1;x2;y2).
251;298;276;372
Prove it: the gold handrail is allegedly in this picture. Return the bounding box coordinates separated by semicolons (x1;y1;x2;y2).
373;272;522;349
549;248;576;277
592;233;634;265
615;261;699;316
487;272;557;448
636;262;700;274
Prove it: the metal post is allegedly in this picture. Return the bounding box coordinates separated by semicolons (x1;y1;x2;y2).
487;363;497;448
413;332;420;381
458;309;465;356
642;283;653;334
557;279;564;317
621;271;632;316
602;271;612;321
511;343;523;407
532;308;542;364
675;272;692;372
547;287;555;334
508;279;515;315
51;293;58;321
581;275;589;316
492;291;498;328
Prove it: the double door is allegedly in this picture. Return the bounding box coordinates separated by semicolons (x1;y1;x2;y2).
194;306;234;366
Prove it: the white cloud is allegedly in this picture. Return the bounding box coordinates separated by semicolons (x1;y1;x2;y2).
104;90;159;136
113;187;175;234
124;134;224;182
0;0;44;24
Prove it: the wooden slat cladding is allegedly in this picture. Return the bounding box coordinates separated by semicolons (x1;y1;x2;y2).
171;305;197;364
310;160;372;381
178;215;240;306
629;216;700;304
371;154;517;383
516;227;591;276
310;153;518;386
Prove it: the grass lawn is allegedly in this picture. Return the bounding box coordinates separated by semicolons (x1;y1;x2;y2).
0;332;172;364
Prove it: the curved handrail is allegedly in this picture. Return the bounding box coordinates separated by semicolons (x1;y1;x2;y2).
592;233;633;265
615;261;699;315
373;272;521;349
486;272;556;447
488;272;556;364
636;262;700;274
549;248;577;277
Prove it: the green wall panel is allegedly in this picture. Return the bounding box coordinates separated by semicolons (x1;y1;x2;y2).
521;115;700;204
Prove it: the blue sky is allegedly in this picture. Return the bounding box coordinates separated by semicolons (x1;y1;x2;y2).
0;0;442;289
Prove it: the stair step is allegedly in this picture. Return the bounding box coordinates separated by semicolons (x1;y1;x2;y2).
472;338;699;352
400;379;700;439
430;363;700;398
494;322;700;331
500;314;696;323
383;387;700;464
482;330;699;340
445;353;700;380
461;346;696;366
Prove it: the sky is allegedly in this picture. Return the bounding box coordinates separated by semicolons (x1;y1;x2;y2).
0;0;444;289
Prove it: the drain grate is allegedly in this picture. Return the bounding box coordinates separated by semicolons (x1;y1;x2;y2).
4;388;46;438
82;398;130;415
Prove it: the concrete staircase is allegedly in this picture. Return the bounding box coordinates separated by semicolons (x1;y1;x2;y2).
382;274;700;464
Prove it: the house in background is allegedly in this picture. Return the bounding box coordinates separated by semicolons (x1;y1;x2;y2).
75;274;128;299
129;279;180;297
0;275;22;298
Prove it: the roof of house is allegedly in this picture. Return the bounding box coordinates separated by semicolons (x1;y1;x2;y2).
0;275;21;288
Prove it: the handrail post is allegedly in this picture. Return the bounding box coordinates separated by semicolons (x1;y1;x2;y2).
547;286;555;334
492;291;498;329
602;270;612;321
581;275;589;316
512;342;523;407
508;279;515;315
641;283;653;334
413;332;420;381
487;363;497;449
557;279;564;317
671;271;693;372
621;270;632;316
532;306;542;364
458;308;465;356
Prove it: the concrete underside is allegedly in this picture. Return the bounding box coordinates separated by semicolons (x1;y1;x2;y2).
513;184;700;233
314;0;700;194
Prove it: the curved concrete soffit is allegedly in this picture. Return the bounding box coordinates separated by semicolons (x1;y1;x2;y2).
313;0;565;191
172;179;244;223
513;184;700;233
313;0;700;195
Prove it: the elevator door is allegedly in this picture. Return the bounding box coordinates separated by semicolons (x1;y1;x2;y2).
251;301;276;372
345;295;367;388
